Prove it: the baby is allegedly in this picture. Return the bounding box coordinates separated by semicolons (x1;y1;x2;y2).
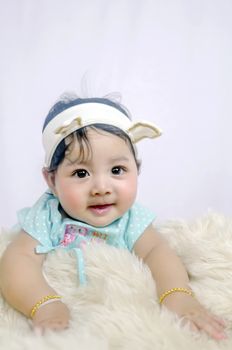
0;95;226;339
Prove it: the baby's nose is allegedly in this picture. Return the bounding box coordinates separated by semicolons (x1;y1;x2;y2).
90;176;112;196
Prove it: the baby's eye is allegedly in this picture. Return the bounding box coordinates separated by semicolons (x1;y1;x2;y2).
111;166;125;175
72;169;89;178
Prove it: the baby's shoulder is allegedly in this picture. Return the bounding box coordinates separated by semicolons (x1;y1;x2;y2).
17;191;61;240
130;202;155;220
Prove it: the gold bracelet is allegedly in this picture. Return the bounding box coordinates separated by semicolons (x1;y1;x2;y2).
159;288;194;304
30;295;62;318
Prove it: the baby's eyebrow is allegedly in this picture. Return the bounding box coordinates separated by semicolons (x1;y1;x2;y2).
64;156;130;168
64;158;85;167
110;156;130;163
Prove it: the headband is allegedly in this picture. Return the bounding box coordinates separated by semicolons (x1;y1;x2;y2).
42;102;162;167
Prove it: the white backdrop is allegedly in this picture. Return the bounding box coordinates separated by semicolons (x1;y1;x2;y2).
0;0;231;228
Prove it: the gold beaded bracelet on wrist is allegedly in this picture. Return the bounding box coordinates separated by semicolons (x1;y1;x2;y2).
30;295;62;318
159;287;194;304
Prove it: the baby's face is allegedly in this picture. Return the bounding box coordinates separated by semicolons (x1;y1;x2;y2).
52;129;138;227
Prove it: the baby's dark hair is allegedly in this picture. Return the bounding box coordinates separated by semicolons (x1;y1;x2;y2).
43;95;141;172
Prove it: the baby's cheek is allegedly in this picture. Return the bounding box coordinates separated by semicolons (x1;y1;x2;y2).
121;181;137;203
61;192;82;213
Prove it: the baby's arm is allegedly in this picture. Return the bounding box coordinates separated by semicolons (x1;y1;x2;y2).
133;225;226;340
0;230;70;331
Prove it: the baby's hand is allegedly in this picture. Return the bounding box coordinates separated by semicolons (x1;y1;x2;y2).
32;301;70;332
162;293;227;340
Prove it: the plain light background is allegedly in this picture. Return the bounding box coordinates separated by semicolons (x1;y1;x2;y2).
0;0;231;228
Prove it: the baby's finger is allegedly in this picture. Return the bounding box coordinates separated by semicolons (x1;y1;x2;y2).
192;314;227;340
211;315;227;328
188;321;199;333
210;318;227;333
202;312;227;335
33;326;44;336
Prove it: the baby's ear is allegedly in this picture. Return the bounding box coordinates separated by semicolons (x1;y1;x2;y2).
42;168;57;195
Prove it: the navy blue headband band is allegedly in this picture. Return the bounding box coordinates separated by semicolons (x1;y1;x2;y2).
43;97;129;132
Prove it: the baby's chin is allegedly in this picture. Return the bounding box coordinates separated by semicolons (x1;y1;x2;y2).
63;215;114;228
84;218;119;228
63;209;123;227
81;215;122;228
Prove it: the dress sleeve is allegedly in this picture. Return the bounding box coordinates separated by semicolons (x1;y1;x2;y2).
17;191;60;252
124;203;156;251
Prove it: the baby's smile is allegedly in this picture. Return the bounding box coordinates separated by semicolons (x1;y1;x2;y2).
88;204;114;215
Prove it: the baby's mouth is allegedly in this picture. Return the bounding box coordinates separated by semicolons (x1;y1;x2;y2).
89;204;113;215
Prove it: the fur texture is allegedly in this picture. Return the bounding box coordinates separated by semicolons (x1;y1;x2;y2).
0;212;232;349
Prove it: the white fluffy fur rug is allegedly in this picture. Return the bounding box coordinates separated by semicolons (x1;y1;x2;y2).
0;212;232;350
